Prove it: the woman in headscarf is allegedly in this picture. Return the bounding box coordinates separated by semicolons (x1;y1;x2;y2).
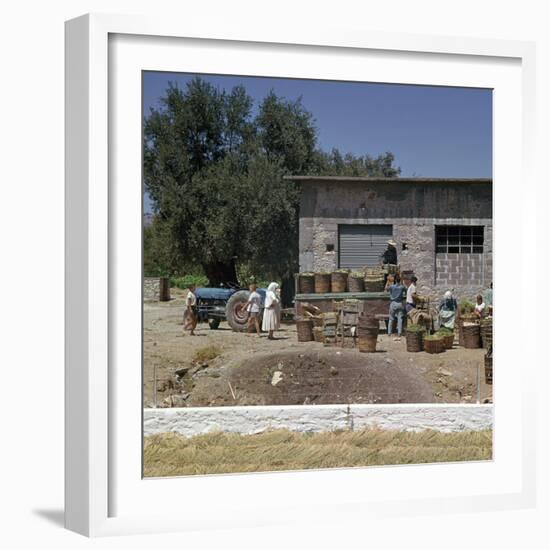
262;282;280;340
439;290;458;329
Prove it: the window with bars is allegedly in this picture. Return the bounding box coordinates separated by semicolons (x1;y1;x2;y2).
435;226;484;254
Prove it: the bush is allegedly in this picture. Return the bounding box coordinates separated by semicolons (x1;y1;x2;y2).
193;345;222;364
459;299;475;314
170;274;209;289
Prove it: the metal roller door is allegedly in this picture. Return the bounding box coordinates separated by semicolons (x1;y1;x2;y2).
338;224;393;269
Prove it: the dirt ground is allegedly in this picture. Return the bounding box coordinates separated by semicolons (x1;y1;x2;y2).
144;289;492;408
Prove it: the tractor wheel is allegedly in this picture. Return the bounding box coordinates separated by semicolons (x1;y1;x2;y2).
225;290;251;332
208;318;221;330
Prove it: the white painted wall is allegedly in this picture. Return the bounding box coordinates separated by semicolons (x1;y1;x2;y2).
144;404;493;437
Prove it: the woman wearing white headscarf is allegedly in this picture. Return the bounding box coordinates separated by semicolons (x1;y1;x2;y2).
439;290;458;329
262;282;280;339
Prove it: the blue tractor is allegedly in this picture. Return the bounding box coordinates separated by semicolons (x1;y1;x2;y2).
195;283;267;331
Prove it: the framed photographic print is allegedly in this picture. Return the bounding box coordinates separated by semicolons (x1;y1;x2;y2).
65;13;537;536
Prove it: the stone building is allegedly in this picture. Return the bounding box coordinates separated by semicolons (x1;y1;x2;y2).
289;176;492;301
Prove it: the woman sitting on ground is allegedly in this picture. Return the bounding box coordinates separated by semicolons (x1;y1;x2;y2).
262;282;281;340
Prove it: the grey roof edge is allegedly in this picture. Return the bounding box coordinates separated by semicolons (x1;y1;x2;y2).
284;175;492;184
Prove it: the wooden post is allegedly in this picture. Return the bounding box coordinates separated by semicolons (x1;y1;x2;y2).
476;363;481;404
153;364;157;408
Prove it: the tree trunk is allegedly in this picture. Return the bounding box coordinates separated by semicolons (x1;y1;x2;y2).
202;259;238;287
280;273;296;308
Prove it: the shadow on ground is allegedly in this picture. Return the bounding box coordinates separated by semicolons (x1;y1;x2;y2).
33;509;64;527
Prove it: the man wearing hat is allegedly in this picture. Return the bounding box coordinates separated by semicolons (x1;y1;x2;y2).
381;239;398;266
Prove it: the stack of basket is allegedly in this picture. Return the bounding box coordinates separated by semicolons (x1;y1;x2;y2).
462;322;481;349
484;344;493;384
364;267;385;292
480;316;493;349
458;314;477;346
357;313;379;352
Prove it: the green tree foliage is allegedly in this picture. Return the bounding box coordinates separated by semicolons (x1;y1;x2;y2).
312;148;401;177
144;77;400;291
256;91;317;174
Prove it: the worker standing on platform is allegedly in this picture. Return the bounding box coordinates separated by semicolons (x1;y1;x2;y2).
380;239;398;286
381;239;398;266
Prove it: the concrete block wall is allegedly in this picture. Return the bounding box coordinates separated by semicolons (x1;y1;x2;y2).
436;253;483;286
298;180;493;302
300;218;492;301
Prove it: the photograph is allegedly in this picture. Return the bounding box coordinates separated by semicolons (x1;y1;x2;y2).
141;72;493;477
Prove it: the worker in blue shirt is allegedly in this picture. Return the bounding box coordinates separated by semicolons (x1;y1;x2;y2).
385;274;406;340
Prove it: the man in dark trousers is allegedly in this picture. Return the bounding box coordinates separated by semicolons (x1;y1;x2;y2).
385;273;406;340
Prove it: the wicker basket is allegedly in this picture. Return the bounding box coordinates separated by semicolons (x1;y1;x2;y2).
480;317;493;349
443;334;455;349
436;331;455;349
484;345;493;385
462;323;481;349
424;336;446;354
383;263;399;275
406;329;425;352
358;329;378;352
331;271;348;293
364;267;385;289
358;313;379;329
296;318;314;342
358;336;378;352
348;274;365;293
365;281;385;292
298;273;315;294
314;273;331;294
458;314;477;346
357;314;379;352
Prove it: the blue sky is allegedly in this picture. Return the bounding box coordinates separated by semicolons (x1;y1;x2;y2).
143;72;492;212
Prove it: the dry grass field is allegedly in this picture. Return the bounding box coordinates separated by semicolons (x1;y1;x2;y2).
143;428;493;477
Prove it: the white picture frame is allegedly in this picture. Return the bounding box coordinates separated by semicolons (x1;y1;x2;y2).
65;13;537;537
